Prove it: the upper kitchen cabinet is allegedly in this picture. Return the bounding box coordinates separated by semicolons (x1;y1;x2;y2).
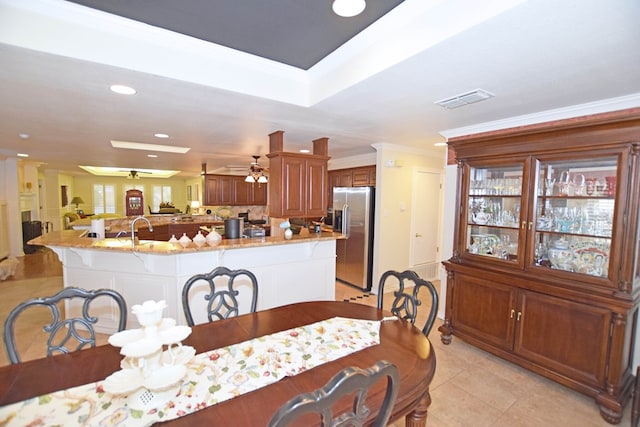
203;174;267;206
267;131;330;218
328;166;376;208
352;165;376;187
441;110;640;423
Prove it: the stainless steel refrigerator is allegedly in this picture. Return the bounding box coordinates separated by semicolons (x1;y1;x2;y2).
333;187;375;291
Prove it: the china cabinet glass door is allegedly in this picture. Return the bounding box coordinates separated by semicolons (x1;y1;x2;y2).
531;156;617;279
465;163;525;265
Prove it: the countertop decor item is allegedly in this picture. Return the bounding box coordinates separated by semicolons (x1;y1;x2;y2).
193;230;206;247
102;300;194;410
178;233;192;247
280;220;292;240
205;228;222;245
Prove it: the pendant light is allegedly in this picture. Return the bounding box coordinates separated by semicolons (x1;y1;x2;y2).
245;156;268;183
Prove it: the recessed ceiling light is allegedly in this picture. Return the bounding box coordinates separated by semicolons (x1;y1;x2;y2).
17;153;29;157
110;84;136;95
332;0;366;17
18;133;30;139
110;140;190;154
299;149;311;153
434;142;447;147
147;154;158;158
154;133;169;138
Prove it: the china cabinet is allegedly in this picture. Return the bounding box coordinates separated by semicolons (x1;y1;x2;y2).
440;110;640;423
125;189;144;216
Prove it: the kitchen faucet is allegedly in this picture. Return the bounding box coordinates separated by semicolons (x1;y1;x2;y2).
130;216;153;248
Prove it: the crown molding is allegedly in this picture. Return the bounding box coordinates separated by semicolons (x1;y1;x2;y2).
439;93;640;139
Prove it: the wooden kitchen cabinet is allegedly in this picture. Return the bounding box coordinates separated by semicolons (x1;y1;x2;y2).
327;165;376;207
204;175;267;206
204;175;232;205
267;131;329;218
352;166;376;186
440;110;640;423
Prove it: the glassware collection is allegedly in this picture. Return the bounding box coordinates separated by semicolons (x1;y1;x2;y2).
465;158;616;278
467;165;522;262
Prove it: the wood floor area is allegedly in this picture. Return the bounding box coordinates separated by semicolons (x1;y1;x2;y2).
0;249;632;426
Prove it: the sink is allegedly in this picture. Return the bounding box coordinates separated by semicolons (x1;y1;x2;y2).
135;240;178;251
92;239;177;251
92;238;133;248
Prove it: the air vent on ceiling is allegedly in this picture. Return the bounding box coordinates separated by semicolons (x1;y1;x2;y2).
435;89;495;109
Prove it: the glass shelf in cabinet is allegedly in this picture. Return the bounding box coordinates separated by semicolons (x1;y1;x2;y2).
535;228;612;239
468;222;520;230
537;195;615;200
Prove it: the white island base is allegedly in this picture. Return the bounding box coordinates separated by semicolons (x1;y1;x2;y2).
48;239;337;333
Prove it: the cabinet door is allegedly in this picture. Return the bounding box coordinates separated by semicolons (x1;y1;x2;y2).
368;166;376;186
204;175;219;205
218;176;234;205
204;175;234;205
463;160;530;268
514;290;611;388
252;182;267;206
451;274;517;351
530;155;619;286
282;157;305;216
306;157;328;217
328;171;339;209
338;170;353;187
233;177;251;206
352;167;371;186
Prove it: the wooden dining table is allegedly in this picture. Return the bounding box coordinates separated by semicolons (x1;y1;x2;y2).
0;300;436;426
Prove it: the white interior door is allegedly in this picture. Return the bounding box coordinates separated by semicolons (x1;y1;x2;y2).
410;169;442;279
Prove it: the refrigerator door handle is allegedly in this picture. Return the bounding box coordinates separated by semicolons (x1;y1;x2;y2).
342;204;349;237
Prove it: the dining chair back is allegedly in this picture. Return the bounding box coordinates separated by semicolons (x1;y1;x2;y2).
181;266;259;326
377;269;439;337
268;360;399;427
632;366;640;427
3;287;127;364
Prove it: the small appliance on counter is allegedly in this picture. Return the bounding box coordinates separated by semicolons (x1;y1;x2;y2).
243;225;266;238
224;218;242;239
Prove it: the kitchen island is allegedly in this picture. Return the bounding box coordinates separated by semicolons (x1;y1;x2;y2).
30;230;344;333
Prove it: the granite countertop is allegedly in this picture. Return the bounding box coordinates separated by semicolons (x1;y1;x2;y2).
69;215;224;231
29;229;345;255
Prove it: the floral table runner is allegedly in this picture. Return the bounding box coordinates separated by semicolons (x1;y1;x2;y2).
0;316;381;426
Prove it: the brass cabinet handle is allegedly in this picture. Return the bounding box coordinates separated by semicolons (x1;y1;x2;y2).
521;221;526;230
510;309;515;319
528;222;533;230
517;311;522;321
415;233;422;237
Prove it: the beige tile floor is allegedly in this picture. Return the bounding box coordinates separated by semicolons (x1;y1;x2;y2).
0;250;633;426
336;282;633;427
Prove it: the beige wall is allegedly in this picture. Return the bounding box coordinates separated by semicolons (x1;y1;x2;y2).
72;175;189;216
371;143;445;293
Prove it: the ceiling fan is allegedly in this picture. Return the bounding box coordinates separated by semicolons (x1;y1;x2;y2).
121;169;153;179
245;155;268;183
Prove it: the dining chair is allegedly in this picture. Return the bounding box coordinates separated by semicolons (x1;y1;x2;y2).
632;366;640;427
268;360;399;427
3;287;127;364
377;269;439;337
181;266;259;326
